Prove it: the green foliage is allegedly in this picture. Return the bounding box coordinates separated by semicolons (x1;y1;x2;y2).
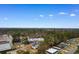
17;50;30;54
1;28;79;54
74;47;79;54
37;33;54;54
21;38;29;44
37;42;49;54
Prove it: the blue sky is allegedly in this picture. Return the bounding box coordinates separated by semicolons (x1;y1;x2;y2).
0;4;79;28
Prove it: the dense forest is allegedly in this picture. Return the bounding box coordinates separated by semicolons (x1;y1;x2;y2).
0;28;79;54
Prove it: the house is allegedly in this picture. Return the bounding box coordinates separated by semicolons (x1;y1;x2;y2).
57;42;67;48
0;34;13;51
28;38;44;42
46;47;61;54
27;37;44;49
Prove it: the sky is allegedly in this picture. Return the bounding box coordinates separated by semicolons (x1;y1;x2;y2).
0;4;79;28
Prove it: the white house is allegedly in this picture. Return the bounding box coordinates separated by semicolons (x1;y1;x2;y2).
28;38;44;42
0;34;13;51
27;37;44;49
46;47;61;54
46;48;58;54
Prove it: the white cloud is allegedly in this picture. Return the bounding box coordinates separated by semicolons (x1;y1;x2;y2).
49;14;53;16
40;15;44;17
59;12;67;15
4;17;8;20
70;13;76;16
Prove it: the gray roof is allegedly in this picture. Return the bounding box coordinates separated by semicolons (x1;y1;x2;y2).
0;41;9;44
